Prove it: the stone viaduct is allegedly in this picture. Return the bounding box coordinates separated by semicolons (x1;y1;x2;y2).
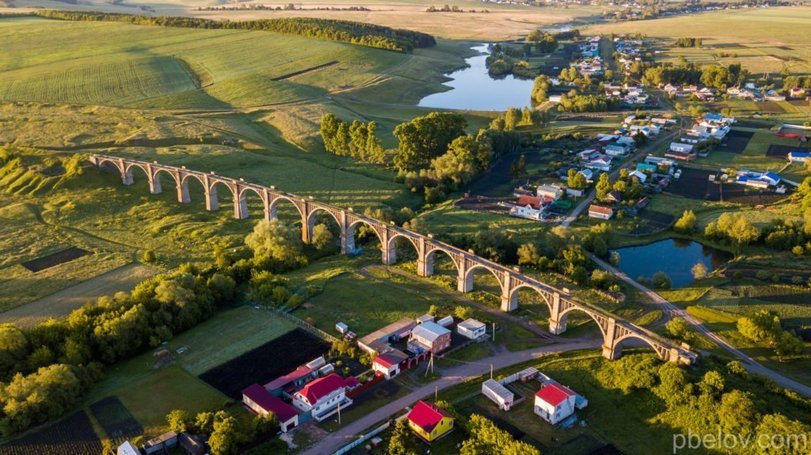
89;154;697;365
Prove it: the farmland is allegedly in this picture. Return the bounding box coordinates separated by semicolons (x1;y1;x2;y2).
0;410;102;455
585;7;811;76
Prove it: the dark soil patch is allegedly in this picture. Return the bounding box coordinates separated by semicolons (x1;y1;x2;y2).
21;247;92;272
455;195;509;213
720;184;791;205
89;396;143;443
720;130;753;154
667;168;720;200
734;119;773;129
199;328;329;399
767;144;808;157
0;410;102;455
640;210;675;226
787;99;808;107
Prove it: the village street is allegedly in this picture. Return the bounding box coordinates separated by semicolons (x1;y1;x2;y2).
300;337;601;455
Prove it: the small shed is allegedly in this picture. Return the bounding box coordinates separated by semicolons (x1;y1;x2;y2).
482;379;515;411
436;315;454;327
335;322;349;335
143;431;178;455
457;319;486;340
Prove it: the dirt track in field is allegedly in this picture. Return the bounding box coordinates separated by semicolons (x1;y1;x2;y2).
0;263;158;327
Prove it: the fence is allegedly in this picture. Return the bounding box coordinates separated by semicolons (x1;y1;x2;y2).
333;414;408;455
268;307;340;344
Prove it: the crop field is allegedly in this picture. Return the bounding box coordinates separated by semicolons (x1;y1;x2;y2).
199;328;330;398
0;410;102;455
585;7;811;75
666;167;791;206
88;396;143;444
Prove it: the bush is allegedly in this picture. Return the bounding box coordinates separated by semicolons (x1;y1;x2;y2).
652;271;672;289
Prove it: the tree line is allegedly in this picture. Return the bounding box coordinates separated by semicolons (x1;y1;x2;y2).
0;212;324;436
31;10;436;52
320;114;386;164
674;37;702;48
643;59;749;91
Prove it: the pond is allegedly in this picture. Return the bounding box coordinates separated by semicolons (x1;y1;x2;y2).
610;238;732;288
418;43;534;112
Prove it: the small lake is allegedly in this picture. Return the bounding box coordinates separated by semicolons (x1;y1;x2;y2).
611;238;732;288
417;43;534;112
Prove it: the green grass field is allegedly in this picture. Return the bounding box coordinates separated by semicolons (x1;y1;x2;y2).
86;305;297;437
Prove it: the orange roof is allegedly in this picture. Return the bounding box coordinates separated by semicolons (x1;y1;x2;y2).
516;195;551;210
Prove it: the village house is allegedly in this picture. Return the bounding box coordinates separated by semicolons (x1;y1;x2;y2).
534;382;581;425
373;351;406;379
407;401;455;442
409;321;452;354
604;143;629;157
457;318;487;340
789;87;807;99
242;384;299;432
117;441;139;455
736;170;781;189
509;195;550;221
292;373;353;421
788;151;810;163
605;190;623;203
666;142;696;161
566;187;585;198
264;364;319;395
178;433;206;455
585;154;612;172
588;204;614;220
536;184;564;200
482;379;515;411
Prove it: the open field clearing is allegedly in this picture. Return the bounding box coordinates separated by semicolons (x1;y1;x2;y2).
585;7;811;75
3;1;602;41
0;263;157;327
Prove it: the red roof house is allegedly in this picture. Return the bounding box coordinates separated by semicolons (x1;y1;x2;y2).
241;384;299;432
292;373;354;421
407;401;454;441
534;382;577;424
296;373;346;406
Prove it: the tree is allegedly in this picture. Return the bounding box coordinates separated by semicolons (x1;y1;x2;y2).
428;304;439;316
393;112;467;172
454;306;472;320
755;414;810;455
718;390;757;434
531;75;550;104
665;317;690;341
167;409;191;433
311;223;336;251
517;243;540;266
504;107;521;131
509;154;526;178
691;261;708;280
209;414;241;455
651;271;672;289
698;370;724;397
674;209;697;234
654;362;692;407
567;168;587;190
387;419;417;455
427;135;490;189
595;173;611;200
245;220;306;271
461;414;540;455
0;324;29;376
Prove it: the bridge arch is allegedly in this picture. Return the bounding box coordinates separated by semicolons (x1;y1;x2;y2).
268;194;305;222
306;206;342;234
609;333;667;361
506;283;553;313
95;157;125;176
153;168;180;188
237;185;269;219
558;306;607;338
424;246;462;278
461;262;504;295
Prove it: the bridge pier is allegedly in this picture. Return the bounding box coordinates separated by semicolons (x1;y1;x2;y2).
123;170;134;186
601;318;619;360
148;177;162;195
205;186;217;210
235;194;249;219
458;267;473;293
382;243;397;265
340;231;355;255
417;255;434;277
177;180;191;203
547;292;567;335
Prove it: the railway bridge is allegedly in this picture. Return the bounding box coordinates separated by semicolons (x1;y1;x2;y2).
89;154;697;365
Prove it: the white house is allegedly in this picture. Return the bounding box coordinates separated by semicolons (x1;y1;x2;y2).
534;382;577;424
373;352;403;380
117;441;139;455
536;184;564;200
577;168;594;181
669;142;694;154
509;195;549;221
292;373;353;421
482;379;515;411
604;143;628;157
457;318;486;340
585;155;612;172
788;151;810;163
588;204;614;220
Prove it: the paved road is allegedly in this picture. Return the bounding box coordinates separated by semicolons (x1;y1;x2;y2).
589;254;811;398
560;129;680;227
301;338;601;455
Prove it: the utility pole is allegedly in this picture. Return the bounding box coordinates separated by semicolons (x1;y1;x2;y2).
337;400;341;425
435;386;438;402
490;364;493;380
492;322;496;343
